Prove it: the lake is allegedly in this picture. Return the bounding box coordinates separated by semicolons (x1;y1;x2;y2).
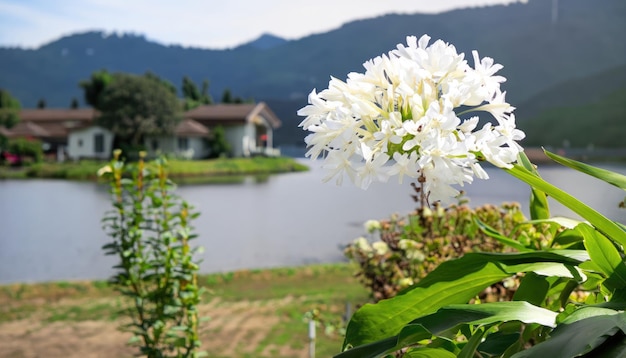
1;159;625;284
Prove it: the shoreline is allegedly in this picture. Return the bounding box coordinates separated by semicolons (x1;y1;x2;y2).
0;156;309;181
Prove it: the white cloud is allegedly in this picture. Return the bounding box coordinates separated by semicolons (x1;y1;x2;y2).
0;0;524;49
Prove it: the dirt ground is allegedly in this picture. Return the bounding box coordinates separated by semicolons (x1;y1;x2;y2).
0;296;305;358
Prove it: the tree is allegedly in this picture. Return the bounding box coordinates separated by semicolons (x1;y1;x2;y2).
182;76;200;102
200;80;212;104
182;76;212;110
79;69;113;108
0;89;21;149
97;73;182;148
208;125;231;158
70;97;79;109
144;71;177;95
221;88;233;103
221;88;249;104
37;98;46;109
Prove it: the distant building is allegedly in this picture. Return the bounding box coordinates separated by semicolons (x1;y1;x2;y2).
5;102;282;160
185;102;281;158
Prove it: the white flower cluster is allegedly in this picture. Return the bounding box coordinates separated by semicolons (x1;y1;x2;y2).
298;35;525;203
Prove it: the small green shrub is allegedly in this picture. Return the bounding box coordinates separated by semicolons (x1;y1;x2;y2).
8;137;43;163
100;150;205;357
345;201;544;302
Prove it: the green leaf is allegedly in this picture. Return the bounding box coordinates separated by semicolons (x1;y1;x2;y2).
457;326;487;358
561;306;621;324
512;311;626;358
513;272;550;306
335;324;431;358
404;347;456;358
475;218;530;251
340;302;556;358
552;228;584;248
477;330;521;356
544;149;626;190
580;331;626;357
579;223;626;291
343;251;584;348
506;164;626;247
518;151;550;220
416;302;557;329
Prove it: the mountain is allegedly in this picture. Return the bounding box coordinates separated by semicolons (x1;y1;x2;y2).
0;0;625;147
239;33;288;50
519;63;626;148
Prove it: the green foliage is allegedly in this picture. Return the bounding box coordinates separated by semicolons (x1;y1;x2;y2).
7;137;43;163
339;151;626;357
220;88;247;104
79;69;114;108
96;73;182;148
345;202;538;301
182;76;200;102
182;77;212;110
0;88;21;131
207;125;231;158
145;71;178;95
100;151;205;357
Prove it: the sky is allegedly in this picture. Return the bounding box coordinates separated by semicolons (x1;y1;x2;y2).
0;0;525;50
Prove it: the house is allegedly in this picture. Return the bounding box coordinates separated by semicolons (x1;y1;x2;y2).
7;102;282;160
3;108;114;161
185;102;281;157
145;118;210;159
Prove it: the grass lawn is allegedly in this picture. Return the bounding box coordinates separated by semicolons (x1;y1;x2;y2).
0;263;369;358
0;156;309;182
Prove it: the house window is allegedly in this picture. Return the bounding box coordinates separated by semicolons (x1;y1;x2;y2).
94;133;104;153
178;137;189;150
151;139;159;151
78;139;83;147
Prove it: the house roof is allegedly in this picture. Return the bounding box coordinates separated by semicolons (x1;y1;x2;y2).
185;102;281;128
174;118;210;137
11;103;282;142
6;121;51;138
19;108;97;122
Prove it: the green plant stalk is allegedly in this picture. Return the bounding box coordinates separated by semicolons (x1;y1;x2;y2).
102;153;203;357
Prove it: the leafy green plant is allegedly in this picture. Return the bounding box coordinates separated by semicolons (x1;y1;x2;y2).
100;150;205;357
345;202;541;302
7;137;43;163
338;151;626;357
207;125;231;158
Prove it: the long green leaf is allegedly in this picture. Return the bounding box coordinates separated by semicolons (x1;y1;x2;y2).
458;326;487;358
335;324;431;358
506;164;626;247
579;223;626;291
475;219;530;251
511;311;626;358
339;302;557;358
518;151;551;220
343;251;585;348
414;302;557;329
544;149;626;190
404;347;456;358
